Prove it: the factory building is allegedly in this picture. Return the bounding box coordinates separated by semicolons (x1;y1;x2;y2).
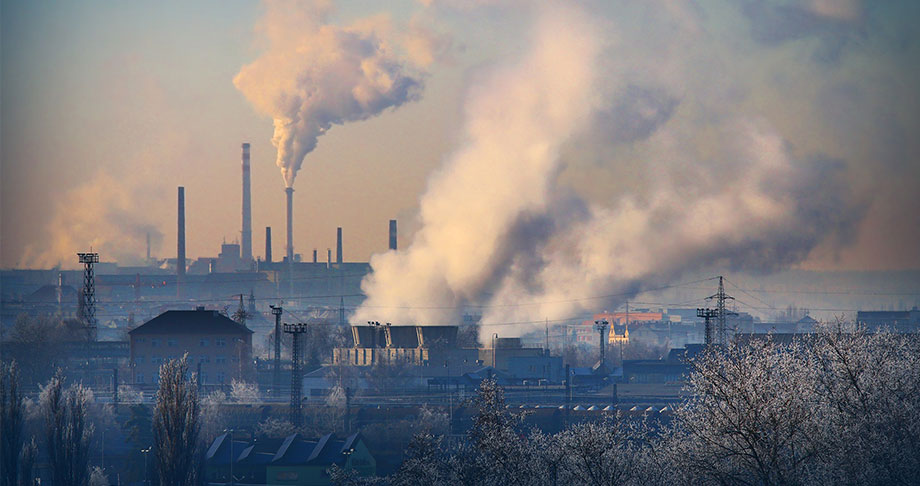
128;307;253;387
332;324;563;383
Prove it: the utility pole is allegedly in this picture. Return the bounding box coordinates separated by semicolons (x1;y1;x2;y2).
284;323;308;427
270;305;283;398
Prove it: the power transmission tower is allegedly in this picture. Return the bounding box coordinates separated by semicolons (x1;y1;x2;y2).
698;276;737;346
283;323;308;427
77;252;99;339
270;305;283;398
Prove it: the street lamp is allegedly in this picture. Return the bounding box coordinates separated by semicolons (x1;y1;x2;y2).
140;447;151;486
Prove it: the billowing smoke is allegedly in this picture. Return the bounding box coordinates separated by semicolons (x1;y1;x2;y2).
21;171;164;268
355;3;606;326
355;0;873;337
234;0;441;187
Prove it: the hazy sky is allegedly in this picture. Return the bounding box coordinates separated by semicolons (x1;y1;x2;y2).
2;0;919;274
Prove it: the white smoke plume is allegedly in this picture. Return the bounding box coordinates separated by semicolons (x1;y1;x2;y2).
355;0;868;337
355;3;605;325
234;0;439;187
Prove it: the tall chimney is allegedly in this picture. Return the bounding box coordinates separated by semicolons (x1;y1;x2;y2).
177;187;186;277
146;232;151;261
241;143;253;262
327;248;331;269
389;219;397;251
285;187;294;262
336;227;343;264
265;226;272;263
313;249;317;263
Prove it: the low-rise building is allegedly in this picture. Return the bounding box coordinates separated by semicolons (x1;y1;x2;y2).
205;432;375;486
128;307;253;387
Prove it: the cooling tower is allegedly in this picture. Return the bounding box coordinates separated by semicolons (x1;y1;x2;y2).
336;227;343;264
265;226;272;263
285;187;294;262
241;143;253;262
389;219;397;250
177;187;186;277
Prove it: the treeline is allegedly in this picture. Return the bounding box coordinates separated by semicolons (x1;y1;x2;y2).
334;325;920;486
1;357;201;486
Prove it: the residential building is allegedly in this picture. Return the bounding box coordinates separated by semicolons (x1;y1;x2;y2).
128;307;253;387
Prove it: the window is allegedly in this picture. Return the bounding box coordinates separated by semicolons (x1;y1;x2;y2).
137;337;146;343
135;356;145;364
167;339;177;347
215;355;226;364
151;356;161;365
200;373;208;384
215;338;227;347
200;355;209;363
200;338;209;347
151;338;161;348
216;372;225;384
136;374;144;384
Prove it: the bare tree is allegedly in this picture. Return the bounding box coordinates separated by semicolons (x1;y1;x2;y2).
1;362;24;486
153;356;200;486
41;371;93;486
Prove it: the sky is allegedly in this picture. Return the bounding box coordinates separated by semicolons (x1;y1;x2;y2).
2;0;919;285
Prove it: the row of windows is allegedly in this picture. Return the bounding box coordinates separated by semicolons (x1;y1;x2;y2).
136;337;231;347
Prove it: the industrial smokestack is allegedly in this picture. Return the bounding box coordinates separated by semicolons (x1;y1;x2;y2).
336;227;343;264
241;143;253;262
327;248;332;269
313;249;317;263
285;187;294;262
265;226;272;263
177;187;186;277
389;219;397;251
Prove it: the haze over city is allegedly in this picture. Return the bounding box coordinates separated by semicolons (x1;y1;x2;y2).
1;1;919;486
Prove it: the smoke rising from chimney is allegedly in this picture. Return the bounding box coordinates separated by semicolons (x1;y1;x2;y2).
233;0;439;188
355;2;863;338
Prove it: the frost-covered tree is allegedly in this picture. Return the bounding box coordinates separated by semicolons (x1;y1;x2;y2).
41;371;93;486
809;324;920;485
18;437;37;486
673;339;821;486
1;361;24;486
555;419;645;486
229;379;260;403
153;356;200;486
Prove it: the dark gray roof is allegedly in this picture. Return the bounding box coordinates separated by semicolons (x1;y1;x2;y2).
129;309;253;335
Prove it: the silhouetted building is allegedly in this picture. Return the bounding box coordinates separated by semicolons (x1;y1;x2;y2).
128;307;253;386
